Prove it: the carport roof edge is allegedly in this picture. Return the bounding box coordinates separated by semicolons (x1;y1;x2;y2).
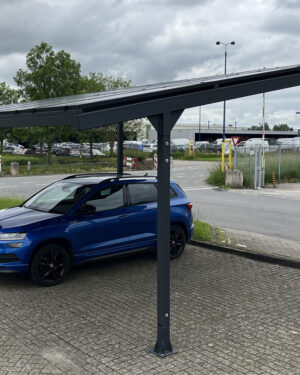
1;64;300;129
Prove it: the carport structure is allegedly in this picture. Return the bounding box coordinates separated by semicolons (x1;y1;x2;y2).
1;65;300;357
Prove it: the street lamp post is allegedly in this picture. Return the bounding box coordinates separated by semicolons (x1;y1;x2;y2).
216;41;235;141
198;106;201;141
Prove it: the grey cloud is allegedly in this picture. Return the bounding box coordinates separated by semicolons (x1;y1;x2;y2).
263;8;300;36
274;0;300;8
0;0;299;128
122;0;209;6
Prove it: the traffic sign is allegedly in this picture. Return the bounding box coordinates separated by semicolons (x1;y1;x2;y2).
231;137;240;147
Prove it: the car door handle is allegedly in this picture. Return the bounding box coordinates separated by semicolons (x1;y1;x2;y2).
119;214;128;220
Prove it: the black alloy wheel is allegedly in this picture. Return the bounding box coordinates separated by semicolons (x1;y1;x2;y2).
30;244;71;286
170;225;186;260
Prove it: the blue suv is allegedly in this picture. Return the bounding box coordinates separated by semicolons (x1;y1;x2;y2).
0;174;194;286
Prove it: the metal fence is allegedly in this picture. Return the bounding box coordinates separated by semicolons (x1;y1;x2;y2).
235;145;300;188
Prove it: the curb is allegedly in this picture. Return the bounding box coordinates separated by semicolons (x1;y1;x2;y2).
189;239;300;269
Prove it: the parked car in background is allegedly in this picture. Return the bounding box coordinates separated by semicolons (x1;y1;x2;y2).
211;138;233;154
171;139;190;152
3;144;28;155
276;137;300;150
55;146;80;157
81;148;105;157
0;174;193;286
237;139;269;153
123;141;143;150
3;146;15;153
194;141;209;151
143;140;157;152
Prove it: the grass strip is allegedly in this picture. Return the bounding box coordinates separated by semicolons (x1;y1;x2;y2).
171;151;221;162
193;220;213;241
0;197;24;210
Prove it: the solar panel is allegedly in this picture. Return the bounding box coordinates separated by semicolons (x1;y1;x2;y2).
1;65;299;114
0;64;300;130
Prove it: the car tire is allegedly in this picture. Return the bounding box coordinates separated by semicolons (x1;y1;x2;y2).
170;225;186;260
30;243;71;286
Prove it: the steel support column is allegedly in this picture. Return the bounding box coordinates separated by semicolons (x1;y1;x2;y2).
148;110;183;357
117;122;124;175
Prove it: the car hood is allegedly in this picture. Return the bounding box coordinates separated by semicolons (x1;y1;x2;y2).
0;206;61;230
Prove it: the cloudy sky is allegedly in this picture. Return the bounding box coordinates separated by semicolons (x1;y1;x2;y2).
1;0;300;129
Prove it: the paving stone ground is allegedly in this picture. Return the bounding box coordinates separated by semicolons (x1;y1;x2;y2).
0;245;299;375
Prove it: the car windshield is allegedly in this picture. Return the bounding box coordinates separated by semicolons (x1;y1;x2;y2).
23;181;93;214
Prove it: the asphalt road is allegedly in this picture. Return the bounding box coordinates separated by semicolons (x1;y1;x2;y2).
1;160;299;242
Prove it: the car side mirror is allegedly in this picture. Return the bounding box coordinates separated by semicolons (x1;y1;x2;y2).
75;204;96;216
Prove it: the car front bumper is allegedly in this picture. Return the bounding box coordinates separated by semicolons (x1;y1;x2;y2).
0;241;30;272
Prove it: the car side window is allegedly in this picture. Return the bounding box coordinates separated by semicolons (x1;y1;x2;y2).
81;185;124;213
128;183;177;205
170;186;177;198
128;183;157;205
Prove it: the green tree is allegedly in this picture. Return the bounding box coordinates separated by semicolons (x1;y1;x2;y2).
14;41;81;100
13;42;143;161
79;73;140;157
273;123;293;131
14;42;82;163
0;82;20;104
0;82;20;152
248;123;270;131
79;72;131;93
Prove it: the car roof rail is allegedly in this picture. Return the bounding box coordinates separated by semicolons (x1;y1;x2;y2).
63;172;158;182
63;172;132;180
113;174;158;180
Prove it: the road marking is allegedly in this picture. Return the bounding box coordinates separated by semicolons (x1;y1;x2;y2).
20;182;33;184
36;183;48;186
0;185;18;188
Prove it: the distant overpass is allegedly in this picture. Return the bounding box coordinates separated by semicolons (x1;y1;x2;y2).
148;124;299;143
194;129;299;143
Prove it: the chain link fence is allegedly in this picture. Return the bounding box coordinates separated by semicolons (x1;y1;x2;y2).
235;145;300;188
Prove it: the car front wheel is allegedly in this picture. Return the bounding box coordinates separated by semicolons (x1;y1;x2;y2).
170;225;186;260
30;243;71;286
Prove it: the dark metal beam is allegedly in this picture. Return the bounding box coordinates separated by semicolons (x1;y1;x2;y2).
0;110;81;129
77;73;300;130
148;111;183;357
117;122;124;175
148;110;183;134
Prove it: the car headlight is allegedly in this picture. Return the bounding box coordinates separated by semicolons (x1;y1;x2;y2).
0;233;26;241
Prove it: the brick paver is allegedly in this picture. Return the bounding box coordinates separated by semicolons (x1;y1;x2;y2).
0;245;299;374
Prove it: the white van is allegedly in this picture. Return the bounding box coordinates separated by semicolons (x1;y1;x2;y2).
276;137;300;149
237;138;269;152
212;138;233;154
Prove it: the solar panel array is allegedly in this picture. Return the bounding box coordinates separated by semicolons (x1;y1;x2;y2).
1;65;299;115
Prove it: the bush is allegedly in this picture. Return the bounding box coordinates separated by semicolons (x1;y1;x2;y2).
123;150;154;162
206;165;225;187
193;220;212;241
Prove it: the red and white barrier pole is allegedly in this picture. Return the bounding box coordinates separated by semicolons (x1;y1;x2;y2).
0;155;2;173
262;92;266;186
154;153;158;169
123;156;137;169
